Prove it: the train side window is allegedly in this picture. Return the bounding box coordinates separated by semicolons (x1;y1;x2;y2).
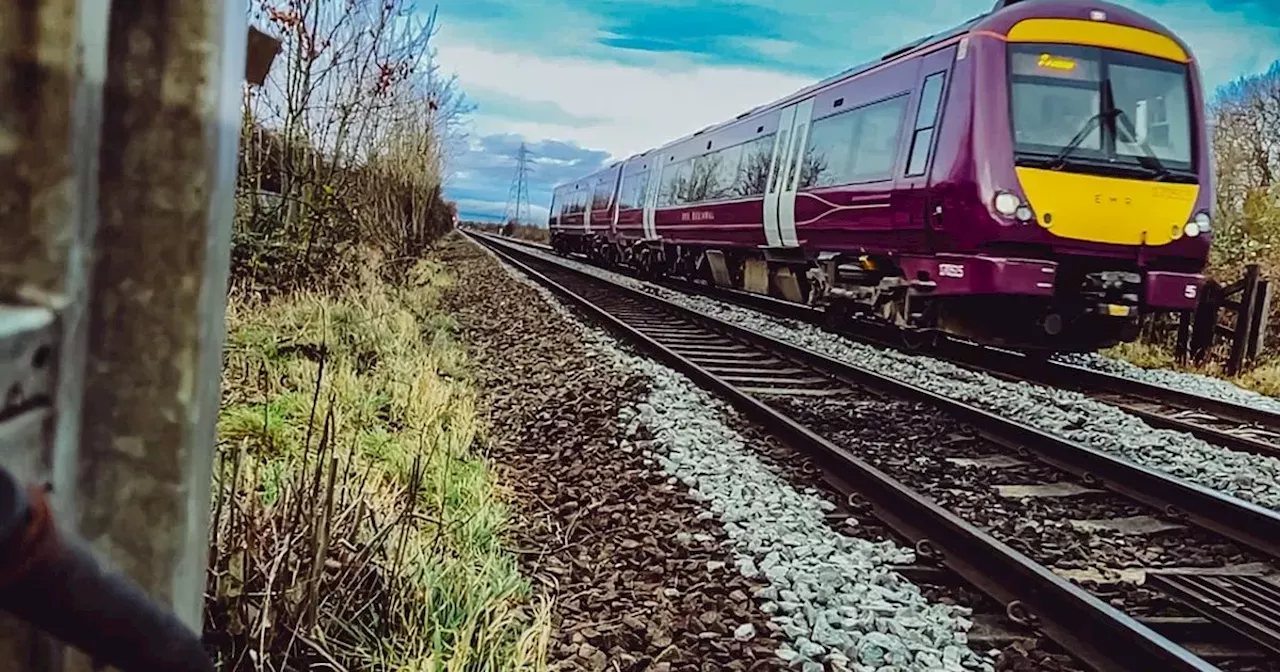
592;179;613;210
634;170;651;208
616;175;635;210
731;133;775;197
708;143;745;200
906;71;947;177
659;159;692;206
849;99;905;181
801;94;907;188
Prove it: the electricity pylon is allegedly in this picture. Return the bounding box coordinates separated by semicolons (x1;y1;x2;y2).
503;142;534;226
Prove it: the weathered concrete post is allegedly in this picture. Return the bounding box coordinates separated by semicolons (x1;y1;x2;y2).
0;0;109;666
0;0;247;669
72;0;247;641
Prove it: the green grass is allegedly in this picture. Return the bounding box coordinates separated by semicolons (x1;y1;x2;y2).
208;253;549;670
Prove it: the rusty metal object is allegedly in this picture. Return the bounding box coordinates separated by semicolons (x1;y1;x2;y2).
245;26;282;86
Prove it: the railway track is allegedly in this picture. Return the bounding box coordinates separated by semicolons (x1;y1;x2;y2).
481;232;1280;462
468;231;1280;672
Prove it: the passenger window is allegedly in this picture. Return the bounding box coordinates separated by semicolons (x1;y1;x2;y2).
800;95;908;188
634;171;650;208
659;160;691;206
592;179;612;210
850;102;903;180
733;134;775;197
709;144;744;200
905;71;947;177
906;128;935;176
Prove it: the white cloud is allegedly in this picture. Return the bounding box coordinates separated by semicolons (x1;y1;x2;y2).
1124;0;1280;90
434;37;813;161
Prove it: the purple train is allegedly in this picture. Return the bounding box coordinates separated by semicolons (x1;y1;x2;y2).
547;0;1213;352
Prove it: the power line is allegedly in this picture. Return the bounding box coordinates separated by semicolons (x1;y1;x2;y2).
503;142;534;226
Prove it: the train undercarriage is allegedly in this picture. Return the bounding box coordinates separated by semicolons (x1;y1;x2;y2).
549;232;1146;353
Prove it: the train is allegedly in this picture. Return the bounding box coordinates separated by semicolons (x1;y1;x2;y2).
546;0;1213;353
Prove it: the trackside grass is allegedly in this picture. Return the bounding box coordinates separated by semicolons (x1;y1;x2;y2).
206;254;550;670
1104;340;1280;398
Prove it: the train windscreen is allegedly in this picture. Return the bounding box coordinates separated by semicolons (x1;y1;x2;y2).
1009;43;1195;177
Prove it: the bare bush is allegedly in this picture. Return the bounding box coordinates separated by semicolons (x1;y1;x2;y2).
235;0;471;295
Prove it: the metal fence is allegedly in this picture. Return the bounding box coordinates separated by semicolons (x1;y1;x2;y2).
0;3;275;670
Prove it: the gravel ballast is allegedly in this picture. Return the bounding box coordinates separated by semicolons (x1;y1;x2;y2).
459;235;996;671
511;244;1280;512
1058;351;1280;413
436;236;783;670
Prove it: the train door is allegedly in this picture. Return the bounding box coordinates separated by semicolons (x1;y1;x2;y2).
642;154;667;240
763;99;815;248
609;168;623;238
894;47;956;250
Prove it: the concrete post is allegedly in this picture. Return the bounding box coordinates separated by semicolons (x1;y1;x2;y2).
71;0;246;638
0;0;247;669
0;0;107;667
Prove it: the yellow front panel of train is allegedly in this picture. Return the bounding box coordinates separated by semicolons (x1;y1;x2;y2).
1014;167;1199;246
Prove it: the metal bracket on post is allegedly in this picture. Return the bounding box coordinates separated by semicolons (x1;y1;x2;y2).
0;307;58;485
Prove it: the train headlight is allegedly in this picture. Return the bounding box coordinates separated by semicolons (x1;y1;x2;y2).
994;192;1021;216
1015;205;1034;223
1193;211;1211;233
1183;221;1201;238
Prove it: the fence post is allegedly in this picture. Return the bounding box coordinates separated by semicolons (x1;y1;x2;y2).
1228;264;1261;376
1189;278;1220;364
1247;279;1271;362
1175;311;1192;364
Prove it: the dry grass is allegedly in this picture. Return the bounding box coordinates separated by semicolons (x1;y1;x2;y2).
1103;340;1280;398
206;250;550;670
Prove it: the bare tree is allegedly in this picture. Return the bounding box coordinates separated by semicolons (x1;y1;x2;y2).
237;0;473;291
1209;61;1280;278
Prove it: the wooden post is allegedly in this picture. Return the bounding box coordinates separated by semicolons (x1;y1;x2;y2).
1175;310;1192;364
1189;279;1220;365
1228;264;1261;376
1247;279;1271;362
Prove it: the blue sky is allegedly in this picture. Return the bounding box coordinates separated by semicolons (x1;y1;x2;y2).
431;0;1280;223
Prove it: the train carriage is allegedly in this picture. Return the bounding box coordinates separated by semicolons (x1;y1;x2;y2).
548;0;1213;353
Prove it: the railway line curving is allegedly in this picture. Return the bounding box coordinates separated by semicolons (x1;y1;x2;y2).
468;230;1280;672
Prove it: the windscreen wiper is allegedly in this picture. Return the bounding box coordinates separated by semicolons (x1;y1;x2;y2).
1046;108;1117;170
1114;108;1171;180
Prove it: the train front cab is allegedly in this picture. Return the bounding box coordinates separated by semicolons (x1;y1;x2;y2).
943;4;1213;351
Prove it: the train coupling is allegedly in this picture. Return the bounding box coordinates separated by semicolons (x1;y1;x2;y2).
1080;270;1141;319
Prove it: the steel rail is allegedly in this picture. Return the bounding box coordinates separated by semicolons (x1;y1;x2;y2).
467;231;1220;672
477;231;1280;561
478;231;1280;458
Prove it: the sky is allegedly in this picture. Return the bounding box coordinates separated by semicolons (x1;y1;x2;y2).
430;0;1280;224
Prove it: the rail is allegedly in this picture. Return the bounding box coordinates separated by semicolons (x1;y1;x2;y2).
468;230;1228;672
475;229;1280;458
1;4;280;670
